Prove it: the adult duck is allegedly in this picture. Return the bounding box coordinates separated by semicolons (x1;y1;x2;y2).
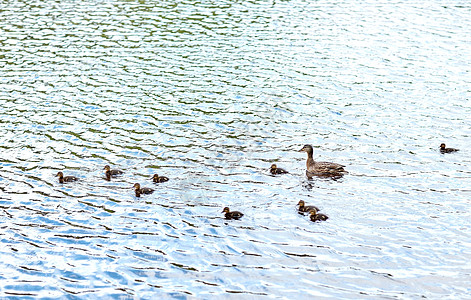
222;207;244;220
439;143;459;153
298;144;347;177
133;183;154;197
56;171;78;184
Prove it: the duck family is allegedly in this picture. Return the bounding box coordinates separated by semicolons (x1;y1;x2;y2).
55;142;458;223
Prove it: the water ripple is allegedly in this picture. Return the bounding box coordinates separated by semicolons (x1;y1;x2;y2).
1;0;471;298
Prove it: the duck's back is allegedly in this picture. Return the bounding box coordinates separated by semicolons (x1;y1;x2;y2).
308;159;346;173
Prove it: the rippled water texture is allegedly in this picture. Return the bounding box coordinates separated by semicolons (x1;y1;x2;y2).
1;0;470;298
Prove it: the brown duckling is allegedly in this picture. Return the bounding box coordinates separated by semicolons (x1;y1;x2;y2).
309;210;329;222
297;200;320;213
298;144;347;176
133;183;154;197
222;207;244;220
104;165;124;181
270;164;289;175
56;171;78;184
151;174;169;183
439;143;459;153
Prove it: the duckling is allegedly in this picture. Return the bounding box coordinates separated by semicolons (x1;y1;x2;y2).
104;165;124;181
297;200;320;213
151;174;169;183
298;144;347;176
309;210;329;222
133;183;154;198
56;171;78;184
222;207;244;220
270;164;289;175
439;143;459;153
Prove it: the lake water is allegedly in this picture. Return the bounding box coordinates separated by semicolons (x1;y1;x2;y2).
1;0;470;298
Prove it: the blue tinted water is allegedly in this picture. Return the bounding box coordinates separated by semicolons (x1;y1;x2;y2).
1;0;470;298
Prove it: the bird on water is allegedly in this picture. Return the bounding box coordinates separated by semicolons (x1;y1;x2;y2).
297;200;320;214
298;144;347;177
270;164;289;175
104;165;124;181
439;143;459;153
151;174;169;183
56;171;78;184
133;183;154;197
222;207;244;220
309;209;329;222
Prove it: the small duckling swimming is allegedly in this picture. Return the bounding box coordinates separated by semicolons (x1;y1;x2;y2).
222;207;244;220
270;164;289;175
440;143;459;153
297;200;320;213
133;183;154;198
298;144;347;177
104;165;124;181
56;171;78;184
309;210;329;222
151;174;169;183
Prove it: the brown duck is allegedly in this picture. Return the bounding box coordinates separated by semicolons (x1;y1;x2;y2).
297;200;319;213
104;165;124;181
439;143;459;153
133;183;154;197
56;171;78;184
309;210;329;222
298;144;347;176
270;164;288;175
151;174;169;183
222;207;244;220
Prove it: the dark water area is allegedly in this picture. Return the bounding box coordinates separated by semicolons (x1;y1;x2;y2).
1;0;470;298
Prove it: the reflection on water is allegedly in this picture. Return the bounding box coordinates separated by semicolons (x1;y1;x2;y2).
1;0;470;298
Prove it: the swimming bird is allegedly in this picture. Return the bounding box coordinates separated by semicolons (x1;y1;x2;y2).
133;183;154;197
222;207;244;220
440;143;459;153
151;174;169;183
298;144;347;176
56;171;78;184
104;165;124;181
309;210;329;222
270;164;289;175
297;200;319;213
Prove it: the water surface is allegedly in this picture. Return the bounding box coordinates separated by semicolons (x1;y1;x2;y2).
1;0;470;298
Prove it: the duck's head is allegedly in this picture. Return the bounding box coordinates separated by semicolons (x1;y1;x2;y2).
222;207;230;213
152;174;159;179
309;210;317;217
297;200;305;207
298;144;313;153
104;165;111;171
440;143;446;149
270;164;277;170
56;172;64;177
133;183;141;190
